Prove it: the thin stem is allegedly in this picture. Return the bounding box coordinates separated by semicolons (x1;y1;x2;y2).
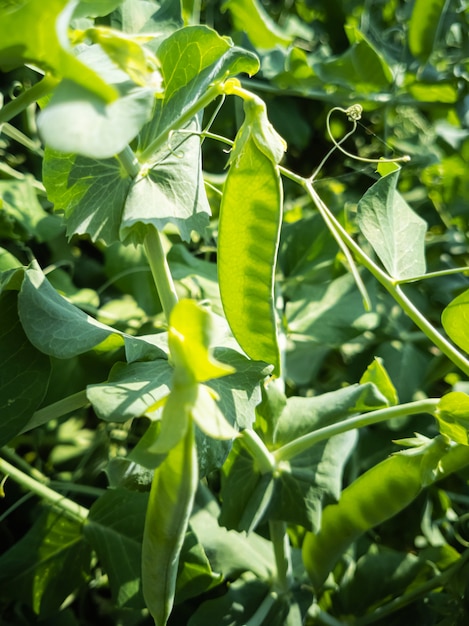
117;145;140;177
0;456;89;523
269;520;293;593
19;390;89;434
139;82;224;163
305;182;469;378
244;591;278;626
395;265;469;284
144;228;178;321
273;399;439;463
240;429;276;474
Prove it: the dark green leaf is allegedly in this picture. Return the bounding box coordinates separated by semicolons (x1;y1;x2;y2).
0;291;51;446
409;0;447;62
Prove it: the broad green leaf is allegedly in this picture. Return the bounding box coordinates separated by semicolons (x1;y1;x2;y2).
138;25;259;156
190;507;274;580
286;273;379;347
359;357;398;407
84;489;148;608
169;298;234;385
315;26;393;93
0;291;51;446
122;125;212;244
37;45;155;159
0;508;91;617
142;421;198;626
442;288;469;354
191;384;239;441
408;0;447;62
357;170;427;280
0;178;63;242
336;547;433;616
218;136;283;376
86;360;173;422
18;266;166;360
42;148;131;245
435;392;469;445
74;0;125;19
175;531;221;604
0;0;117;103
222;0;293;49
0;247;23;272
115;0;183;38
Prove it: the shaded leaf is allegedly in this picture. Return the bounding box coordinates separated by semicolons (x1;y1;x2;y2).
442;288;469;354
357;170;427;280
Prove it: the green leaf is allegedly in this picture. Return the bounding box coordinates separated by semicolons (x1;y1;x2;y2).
218;132;283;376
436;392;469;445
18;266;166;360
359;357;398;407
408;0;447;62
175;531;221;604
138;25;259;158
122;123;212;244
0;508;91;617
191;384;239;441
0;178;63;242
0;291;51;446
84;489;148;608
114;0;183;40
315;26;393;93
442;288;469;354
74;0;125;19
222;0;293;49
357;170;427;280
86;360;173;422
37;45;155;159
0;0;117;101
142;421;198;626
43;148;132;245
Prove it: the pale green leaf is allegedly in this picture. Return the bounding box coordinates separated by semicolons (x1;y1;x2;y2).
436;392;469;445
359;357;398;407
222;0;293;49
0;0;117;101
37;45;155;159
409;0;447;62
74;0;125;19
357;170;427;280
191;384;239;440
442;288;469;354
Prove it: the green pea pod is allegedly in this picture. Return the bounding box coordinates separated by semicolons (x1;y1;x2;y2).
302;436;449;591
218;136;283;376
142;421;198;626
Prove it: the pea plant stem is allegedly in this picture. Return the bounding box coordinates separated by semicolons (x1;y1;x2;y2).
273;398;440;464
303;181;469;379
144;227;179;321
269;520;294;593
116;147;179;322
240;428;276;474
0;456;89;523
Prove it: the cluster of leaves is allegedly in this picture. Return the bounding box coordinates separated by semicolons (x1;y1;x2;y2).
1;0;469;625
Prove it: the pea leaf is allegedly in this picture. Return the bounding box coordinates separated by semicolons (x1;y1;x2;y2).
442;287;469;354
0;0;117;102
357;170;427;280
0;292;51;446
221;0;293;49
84;489;148;609
37;45;156;159
0;508;91;617
435;392;469;445
18;266;166;361
408;0;447;62
359;357;398;407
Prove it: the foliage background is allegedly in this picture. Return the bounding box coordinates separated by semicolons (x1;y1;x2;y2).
1;0;469;625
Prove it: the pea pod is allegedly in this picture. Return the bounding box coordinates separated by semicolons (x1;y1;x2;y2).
218;103;284;375
302;436;449;590
142;421;198;626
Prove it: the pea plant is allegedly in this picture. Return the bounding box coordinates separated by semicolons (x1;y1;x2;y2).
1;0;469;625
